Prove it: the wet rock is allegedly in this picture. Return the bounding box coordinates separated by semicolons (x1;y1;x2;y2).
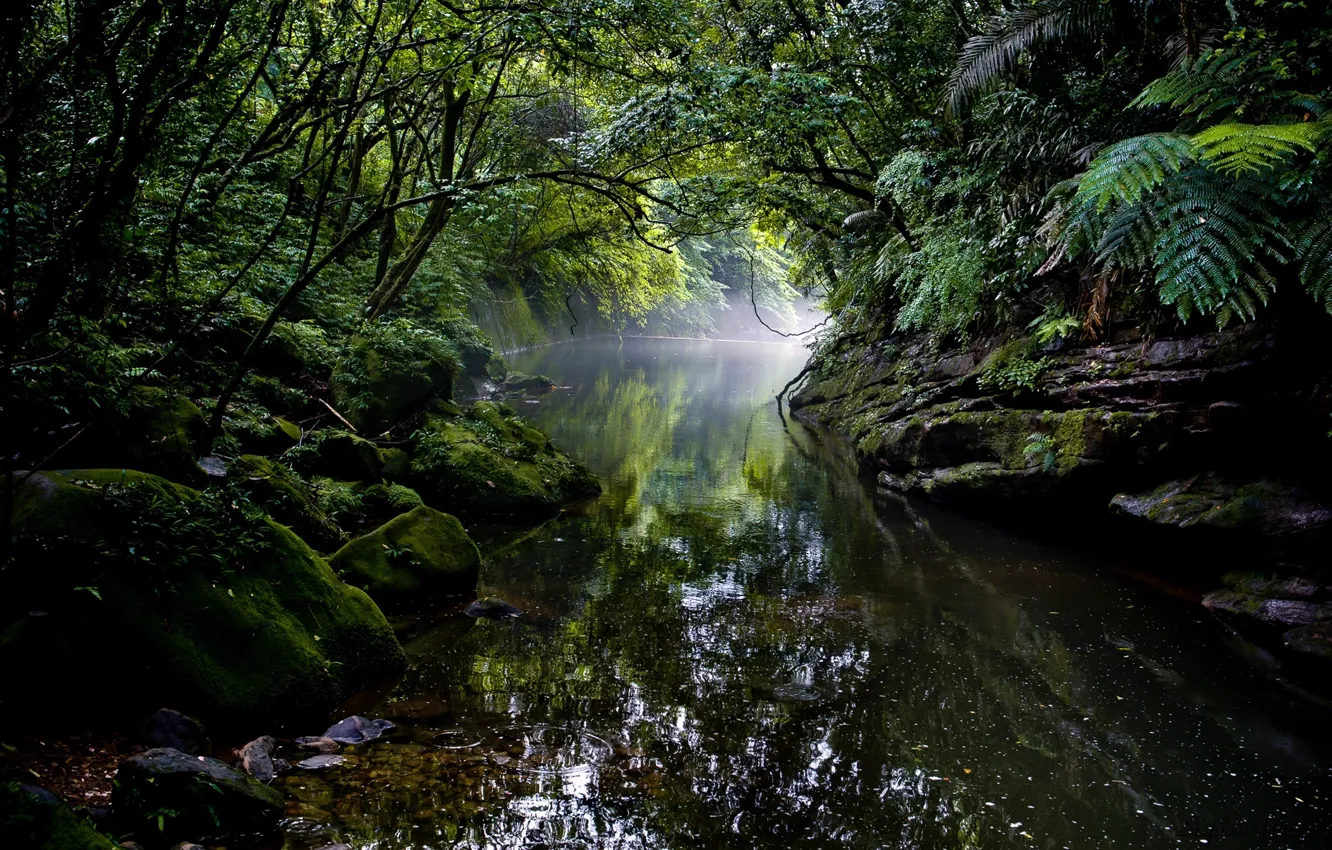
296;736;342;754
1203;592;1329;627
239;735;278;783
314;844;354;850
140;709;211;755
0;782;120;849
297;754;348;770
465;596;524;619
324;715;395;744
1111;474;1332;539
329;506;481;602
112;747;283;842
119;842;147;850
2;468;406;727
1284;621;1332;661
169;844;206;850
502;371;556;395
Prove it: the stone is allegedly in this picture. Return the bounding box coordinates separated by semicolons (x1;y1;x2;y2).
465;597;524;619
297;754;347;770
169;844;206;850
0;783;119;849
228;454;346;551
1111;474;1332;539
239;735;278;783
314;431;389;482
329;506;482;601
332;331;455;433
1;469;406;727
295;736;341;754
409;403;601;517
139;708;210;756
502;371;556;394
323;715;395;744
113;748;283;842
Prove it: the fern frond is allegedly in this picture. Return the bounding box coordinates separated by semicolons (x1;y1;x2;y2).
1075;133;1193;212
1131;52;1249;121
1191;121;1327;176
1095;200;1159;271
946;0;1108;115
1295;216;1332;313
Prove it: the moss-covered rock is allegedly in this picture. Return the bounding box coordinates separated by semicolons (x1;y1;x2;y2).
501;371;556;395
1110;474;1332;539
112;748;283;843
69;386;207;483
0;782;119;850
409;402;600;517
1;469;406;728
228;455;345;551
310;431;389;482
329;506;481;602
360;482;424;517
332;328;456;433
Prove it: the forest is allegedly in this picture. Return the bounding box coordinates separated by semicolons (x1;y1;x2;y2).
3;1;1332;849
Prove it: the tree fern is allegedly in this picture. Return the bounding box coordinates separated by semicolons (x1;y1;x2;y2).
946;0;1109;115
1074;133;1193;212
1130;51;1251;122
1295;216;1332;311
1191;121;1327;176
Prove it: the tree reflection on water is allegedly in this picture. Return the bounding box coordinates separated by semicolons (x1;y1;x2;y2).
278;338;1332;850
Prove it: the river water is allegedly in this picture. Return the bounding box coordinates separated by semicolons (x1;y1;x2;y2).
279;336;1332;850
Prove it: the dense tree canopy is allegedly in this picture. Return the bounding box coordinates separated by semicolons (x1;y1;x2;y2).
3;0;1330;473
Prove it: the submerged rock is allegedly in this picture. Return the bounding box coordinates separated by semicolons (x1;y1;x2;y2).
295;736;342;754
239;735;279;783
465;596;524;619
324;715;395;744
1;468;406;727
297;754;348;770
112;748;284;842
0;783;119;850
140;708;210;756
329;506;481;601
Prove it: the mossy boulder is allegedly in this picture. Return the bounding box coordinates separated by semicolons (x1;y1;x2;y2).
221;408;301;455
501;371;556;395
1;469;406;728
309;431;390;482
329;506;481;602
112;748;283;843
1110;474;1332;539
409;402;601;517
0;782;119;850
228;455;345;551
69;387;207;483
332;332;456;433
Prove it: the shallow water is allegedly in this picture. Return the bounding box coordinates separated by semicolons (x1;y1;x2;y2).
279;337;1332;850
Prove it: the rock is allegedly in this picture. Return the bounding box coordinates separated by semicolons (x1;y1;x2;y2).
169;844;206;850
295;736;341;754
313;431;391;482
0;782;119;849
119;842;147;850
1111;474;1332;539
296;754;347;770
1;469;406;727
409;402;601;517
112;748;283;842
358;482;424;519
1284;621;1332;662
329;506;482;601
1202;592;1330;627
332;331;456;433
228;454;346;551
502;372;556;394
323;715;395;744
465;597;524;619
314;844;353;850
239;735;278;783
140;708;210;755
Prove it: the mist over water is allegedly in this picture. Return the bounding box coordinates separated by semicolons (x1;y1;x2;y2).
278;337;1332;850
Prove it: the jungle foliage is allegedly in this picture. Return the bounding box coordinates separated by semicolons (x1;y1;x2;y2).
2;0;1330;478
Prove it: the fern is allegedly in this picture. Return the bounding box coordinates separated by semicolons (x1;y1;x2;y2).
1131;52;1251;122
1295;216;1332;311
1191;121;1327;176
946;0;1109;115
1074;134;1193;212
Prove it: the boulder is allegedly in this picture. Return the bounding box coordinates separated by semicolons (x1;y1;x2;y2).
1;469;406;727
0;782;119;850
312;431;390;482
329;506;481;601
409;403;601;517
228;455;345;551
323;715;395;744
112;748;283;842
465;597;524;619
238;735;278;783
139;709;210;756
332;332;455;433
501;371;556;395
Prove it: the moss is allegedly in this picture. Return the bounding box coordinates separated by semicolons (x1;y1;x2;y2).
228;455;345;551
380;447;411;479
332;323;457;432
304;431;388;482
409;403;600;516
2;470;405;727
329;506;481;601
361;483;424;517
0;782;120;850
1053;409;1088;470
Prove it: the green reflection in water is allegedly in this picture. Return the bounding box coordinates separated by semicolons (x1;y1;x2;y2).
279;338;1332;850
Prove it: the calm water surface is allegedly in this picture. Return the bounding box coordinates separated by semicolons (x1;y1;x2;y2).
279;337;1332;850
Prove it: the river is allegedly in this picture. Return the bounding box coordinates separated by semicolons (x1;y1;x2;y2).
278;336;1332;850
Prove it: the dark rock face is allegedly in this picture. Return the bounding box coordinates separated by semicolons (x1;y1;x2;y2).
140;709;210;756
790;325;1332;544
112;748;284;843
1203;574;1332;674
0;782;119;849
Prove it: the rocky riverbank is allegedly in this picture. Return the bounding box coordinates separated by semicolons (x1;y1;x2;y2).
789;322;1332;677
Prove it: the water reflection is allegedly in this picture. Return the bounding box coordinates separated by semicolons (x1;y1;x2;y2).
279;338;1332;850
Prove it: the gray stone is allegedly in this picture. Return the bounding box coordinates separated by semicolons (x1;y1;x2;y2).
112;747;283;842
323;715;395;744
